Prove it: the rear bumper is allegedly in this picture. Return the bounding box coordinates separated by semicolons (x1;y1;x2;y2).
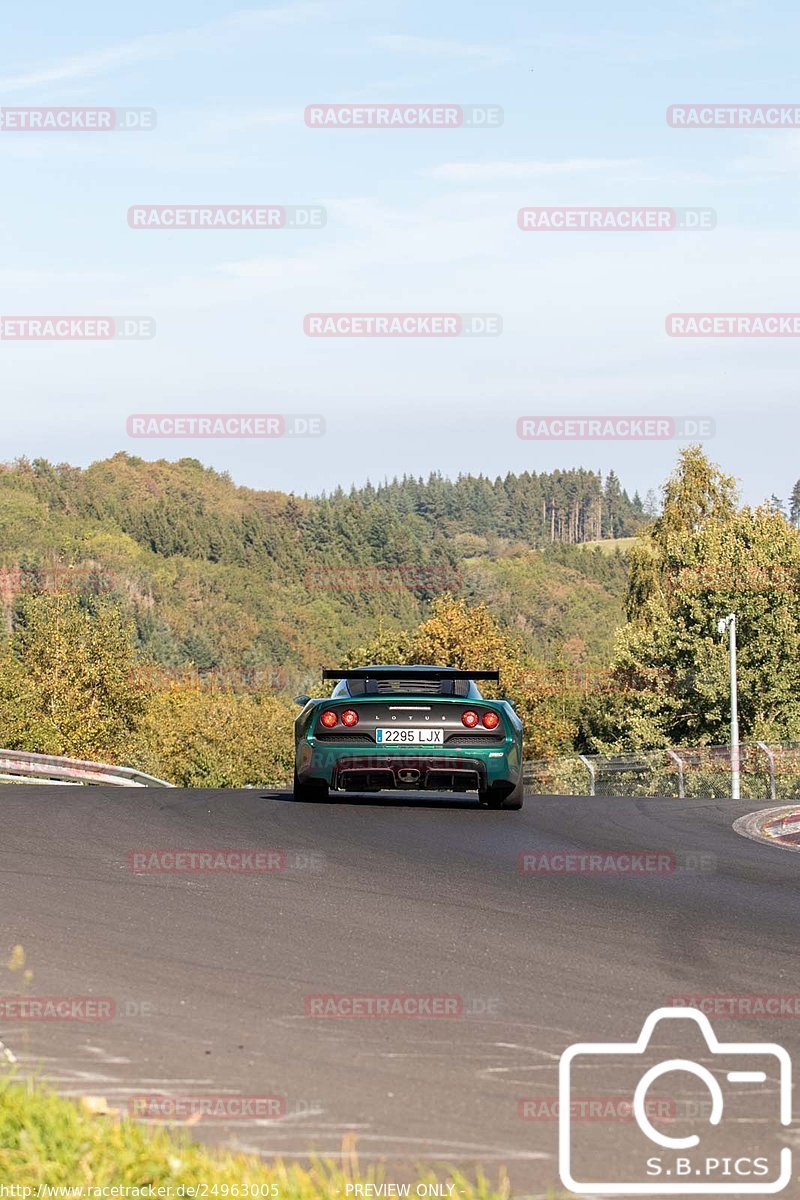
296;739;521;794
335;755;486;792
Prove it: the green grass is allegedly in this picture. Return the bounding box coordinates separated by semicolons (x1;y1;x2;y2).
0;1074;509;1197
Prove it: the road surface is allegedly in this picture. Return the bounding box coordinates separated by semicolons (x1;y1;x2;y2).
0;785;797;1196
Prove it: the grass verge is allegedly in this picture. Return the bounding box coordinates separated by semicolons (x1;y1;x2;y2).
0;1074;509;1197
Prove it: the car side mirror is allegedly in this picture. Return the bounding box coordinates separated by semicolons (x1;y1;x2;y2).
294;694;311;706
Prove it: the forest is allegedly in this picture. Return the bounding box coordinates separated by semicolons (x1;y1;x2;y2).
4;449;797;784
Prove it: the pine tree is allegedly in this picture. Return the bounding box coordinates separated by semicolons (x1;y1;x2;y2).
791;480;800;527
603;471;623;537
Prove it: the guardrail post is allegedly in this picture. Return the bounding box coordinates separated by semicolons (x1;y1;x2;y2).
578;754;596;797
756;741;776;802
666;749;685;799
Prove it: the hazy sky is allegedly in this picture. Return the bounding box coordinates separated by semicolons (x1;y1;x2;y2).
2;0;799;505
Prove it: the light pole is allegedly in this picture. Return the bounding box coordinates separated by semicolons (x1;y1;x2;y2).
717;613;740;799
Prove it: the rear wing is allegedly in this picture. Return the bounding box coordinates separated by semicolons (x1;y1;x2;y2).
322;668;500;681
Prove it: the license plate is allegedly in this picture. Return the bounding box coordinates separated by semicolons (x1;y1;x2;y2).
375;728;444;745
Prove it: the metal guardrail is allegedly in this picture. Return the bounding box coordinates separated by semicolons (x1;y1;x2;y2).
523;742;800;799
0;748;174;787
6;742;798;797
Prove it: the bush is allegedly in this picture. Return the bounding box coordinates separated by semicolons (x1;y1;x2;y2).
130;687;295;787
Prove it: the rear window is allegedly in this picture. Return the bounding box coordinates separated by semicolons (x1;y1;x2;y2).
345;677;474;698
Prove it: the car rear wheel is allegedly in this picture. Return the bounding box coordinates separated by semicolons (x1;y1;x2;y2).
480;777;524;811
293;769;330;802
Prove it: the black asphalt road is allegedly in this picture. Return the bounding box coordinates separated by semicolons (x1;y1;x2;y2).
1;785;798;1196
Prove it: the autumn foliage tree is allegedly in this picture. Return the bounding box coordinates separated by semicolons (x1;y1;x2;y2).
581;448;800;750
10;595;145;760
131;686;295;787
346;595;578;758
0;593;296;784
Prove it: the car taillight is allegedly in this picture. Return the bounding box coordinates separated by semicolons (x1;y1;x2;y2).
341;710;359;727
461;710;479;728
320;710;338;728
482;711;500;729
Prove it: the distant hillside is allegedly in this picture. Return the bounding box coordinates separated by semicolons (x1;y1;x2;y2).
0;454;643;688
465;546;628;662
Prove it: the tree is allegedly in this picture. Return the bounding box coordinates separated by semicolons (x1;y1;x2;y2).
790;480;800;527
652;445;737;544
583;449;800;750
625;447;739;622
347;595;578;758
0;639;60;752
603;471;624;537
12;595;146;760
131;688;294;787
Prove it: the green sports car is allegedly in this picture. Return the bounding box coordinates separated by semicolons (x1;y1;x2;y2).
293;665;524;809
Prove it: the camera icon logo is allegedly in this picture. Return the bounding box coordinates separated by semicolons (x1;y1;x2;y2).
559;1006;792;1194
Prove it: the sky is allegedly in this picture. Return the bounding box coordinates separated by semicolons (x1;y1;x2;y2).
1;0;800;505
